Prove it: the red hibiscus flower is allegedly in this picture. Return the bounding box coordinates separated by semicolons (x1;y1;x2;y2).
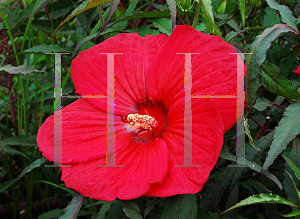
295;64;300;77
37;25;243;201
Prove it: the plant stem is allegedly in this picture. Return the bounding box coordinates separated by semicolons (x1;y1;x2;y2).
192;0;202;28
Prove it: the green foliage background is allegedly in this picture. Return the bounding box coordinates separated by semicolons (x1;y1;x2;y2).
0;0;300;218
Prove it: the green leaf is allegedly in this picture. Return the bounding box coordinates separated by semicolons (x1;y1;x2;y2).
95;202;113;218
263;7;280;28
238;0;245;28
280;209;300;217
282;154;300;181
125;25;160;37
221;193;299;215
23;44;72;53
161;194;197;219
0;65;46;75
148;18;172;36
265;0;299;32
114;10;172;23
17;157;47;181
0;179;17;193
250;24;299;66
201;0;222;37
37;209;63;219
122;200;143;219
0;136;37;147
253;96;272;111
59;193;84;219
200;167;235;211
283;138;300;210
260;61;300;100
284;171;300;205
0;145;30;159
245;52;260;117
52;0;113;36
166;0;176;33
263;101;300;171
245;118;263;153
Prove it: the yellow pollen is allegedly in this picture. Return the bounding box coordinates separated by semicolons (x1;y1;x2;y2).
123;114;157;130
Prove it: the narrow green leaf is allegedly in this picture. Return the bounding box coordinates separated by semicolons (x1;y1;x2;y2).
201;0;222;37
23;44;72;53
245;52;260;117
265;0;299;32
220;193;299;215
279;209;300;217
285;171;300;205
282;154;300;181
17;157;47;181
122;200;143;219
250;24;298;66
0;65;46;75
166;0;176;33
114;10;172;23
59;193;84;219
283;138;300;210
0;145;30;159
245;118;263;153
37;209;63;219
52;0;113;36
95;202;113;218
261;61;300;100
0;179;17;193
263;101;300;171
0;136;37;147
238;0;245;28
161;194;197;219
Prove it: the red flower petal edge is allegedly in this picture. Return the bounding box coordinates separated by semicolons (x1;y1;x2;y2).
37;25;243;201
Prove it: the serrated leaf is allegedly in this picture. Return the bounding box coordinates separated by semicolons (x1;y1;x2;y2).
261;61;300;100
23;44;72;53
0;65;46;74
245;52;260;117
221;193;299;215
161;194;197;219
52;0;113;36
263;101;300;171
238;0;245;28
59;193;84;219
166;0;176;33
265;0;298;32
250;24;299;66
17;157;47;181
282;154;300;182
285;170;300;205
122;200;143;219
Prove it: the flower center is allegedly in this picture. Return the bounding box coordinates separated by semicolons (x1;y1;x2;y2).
122;114;158;130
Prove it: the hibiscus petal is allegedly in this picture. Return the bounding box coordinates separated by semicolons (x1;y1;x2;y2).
146;25;243;132
71;33;168;114
37;98;135;164
60;138;169;201
145;98;224;196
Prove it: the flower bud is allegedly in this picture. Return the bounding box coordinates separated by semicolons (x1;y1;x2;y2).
216;0;234;14
248;0;261;8
176;0;196;12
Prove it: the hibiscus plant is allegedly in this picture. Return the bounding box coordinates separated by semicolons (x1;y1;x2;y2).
0;0;300;219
